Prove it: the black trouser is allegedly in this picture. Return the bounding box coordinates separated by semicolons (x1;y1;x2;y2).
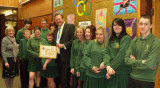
40;77;47;88
20;59;29;88
127;78;155;88
55;55;71;88
71;74;79;88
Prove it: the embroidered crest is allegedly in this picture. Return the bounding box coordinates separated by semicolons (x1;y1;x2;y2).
115;43;120;48
144;45;149;51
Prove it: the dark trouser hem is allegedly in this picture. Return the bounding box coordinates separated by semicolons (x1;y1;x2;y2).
20;59;29;88
127;78;155;88
56;55;71;88
71;74;79;88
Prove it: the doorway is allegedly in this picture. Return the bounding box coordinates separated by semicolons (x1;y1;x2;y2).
0;6;18;57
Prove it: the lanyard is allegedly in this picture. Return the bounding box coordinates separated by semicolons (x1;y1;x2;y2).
57;22;65;43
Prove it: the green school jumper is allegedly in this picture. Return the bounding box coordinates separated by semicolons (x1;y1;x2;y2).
70;39;81;75
27;37;46;72
83;40;107;88
125;34;160;82
104;35;132;88
19;39;28;60
41;28;49;41
40;42;58;78
16;27;26;44
77;40;89;81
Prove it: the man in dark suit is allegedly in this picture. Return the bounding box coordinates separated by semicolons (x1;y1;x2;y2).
52;13;75;88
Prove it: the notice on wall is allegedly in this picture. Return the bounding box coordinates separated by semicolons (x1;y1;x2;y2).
79;21;91;28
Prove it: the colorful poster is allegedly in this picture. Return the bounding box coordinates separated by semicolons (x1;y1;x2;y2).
95;8;107;29
54;9;63;15
124;18;137;39
54;0;63;8
114;0;137;15
39;45;57;59
67;14;75;24
106;28;109;37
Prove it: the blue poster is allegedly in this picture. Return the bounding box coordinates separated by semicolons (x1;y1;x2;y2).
114;0;137;15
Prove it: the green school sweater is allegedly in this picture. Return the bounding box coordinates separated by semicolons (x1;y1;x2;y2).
84;40;106;78
41;28;49;41
125;33;160;82
41;42;57;66
104;35;132;74
19;39;28;60
16;27;26;44
77;40;89;72
27;37;46;60
70;39;81;74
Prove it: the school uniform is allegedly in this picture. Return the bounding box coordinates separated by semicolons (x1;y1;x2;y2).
77;40;89;82
83;40;107;88
16;27;26;44
41;28;50;41
40;42;58;78
19;39;29;88
104;35;132;88
27;37;46;72
70;39;82;88
125;34;160;88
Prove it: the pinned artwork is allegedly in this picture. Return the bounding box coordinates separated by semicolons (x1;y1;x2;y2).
106;28;109;37
124;18;137;39
114;0;137;15
95;8;107;28
67;14;75;24
54;0;63;8
54;9;63;15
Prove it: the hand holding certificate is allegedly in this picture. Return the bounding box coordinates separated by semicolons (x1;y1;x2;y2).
39;45;57;59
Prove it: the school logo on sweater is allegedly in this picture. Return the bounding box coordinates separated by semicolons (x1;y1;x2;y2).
144;45;149;51
115;43;120;48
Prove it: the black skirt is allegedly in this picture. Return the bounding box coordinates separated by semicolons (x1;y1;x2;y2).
2;57;19;78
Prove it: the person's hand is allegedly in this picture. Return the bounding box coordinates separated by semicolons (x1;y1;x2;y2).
106;73;111;79
106;66;115;75
5;62;9;68
56;44;64;48
92;66;101;73
152;65;157;70
142;60;146;64
43;65;47;70
70;69;74;74
76;72;80;77
130;55;136;60
100;62;105;69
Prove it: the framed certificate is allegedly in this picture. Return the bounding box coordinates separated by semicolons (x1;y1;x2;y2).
39;45;57;59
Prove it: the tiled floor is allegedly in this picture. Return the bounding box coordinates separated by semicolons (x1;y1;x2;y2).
0;58;21;88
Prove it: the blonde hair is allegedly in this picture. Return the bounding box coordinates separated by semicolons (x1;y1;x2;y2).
24;30;31;35
5;26;15;36
47;30;54;35
74;26;85;42
41;18;48;23
95;27;108;48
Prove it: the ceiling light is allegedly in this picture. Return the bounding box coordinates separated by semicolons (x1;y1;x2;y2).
4;10;13;16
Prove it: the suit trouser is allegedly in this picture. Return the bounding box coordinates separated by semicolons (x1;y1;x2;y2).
71;74;79;88
56;55;71;88
20;59;29;88
127;78;154;88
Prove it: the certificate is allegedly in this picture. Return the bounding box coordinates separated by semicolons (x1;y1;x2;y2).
39;45;57;59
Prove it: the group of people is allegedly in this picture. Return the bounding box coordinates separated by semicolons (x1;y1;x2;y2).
1;13;160;88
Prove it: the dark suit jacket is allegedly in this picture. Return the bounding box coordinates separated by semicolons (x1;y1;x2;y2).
52;23;75;62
